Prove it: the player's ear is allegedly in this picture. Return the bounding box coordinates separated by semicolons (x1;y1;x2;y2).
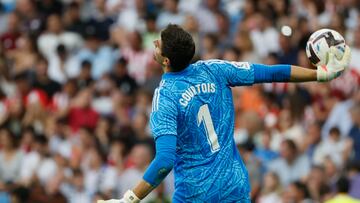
163;58;170;67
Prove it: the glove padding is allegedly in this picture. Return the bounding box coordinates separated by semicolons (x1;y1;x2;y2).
317;45;351;82
97;190;140;203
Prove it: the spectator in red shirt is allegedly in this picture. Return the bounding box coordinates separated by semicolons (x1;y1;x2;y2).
68;88;99;132
0;12;21;51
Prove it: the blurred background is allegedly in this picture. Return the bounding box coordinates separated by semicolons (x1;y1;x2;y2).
0;0;359;202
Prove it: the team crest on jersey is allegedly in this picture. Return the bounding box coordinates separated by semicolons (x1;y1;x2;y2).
230;61;250;69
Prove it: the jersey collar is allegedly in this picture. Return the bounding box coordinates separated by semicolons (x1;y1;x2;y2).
162;64;192;79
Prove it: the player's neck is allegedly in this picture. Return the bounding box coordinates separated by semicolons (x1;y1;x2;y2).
163;65;172;73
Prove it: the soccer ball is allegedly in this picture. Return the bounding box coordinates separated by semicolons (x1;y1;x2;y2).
306;29;346;66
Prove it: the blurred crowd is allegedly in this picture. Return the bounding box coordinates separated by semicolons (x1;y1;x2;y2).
0;0;359;203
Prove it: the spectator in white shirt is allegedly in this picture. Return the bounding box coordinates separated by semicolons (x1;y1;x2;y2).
250;13;280;59
116;0;146;32
322;89;360;138
47;44;80;84
313;127;347;167
37;14;83;60
60;168;92;203
0;128;23;186
156;0;186;30
83;147;117;197
268;139;311;186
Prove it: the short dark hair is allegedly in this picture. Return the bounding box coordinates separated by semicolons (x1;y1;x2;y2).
329;127;340;135
293;181;310;198
161;24;195;72
283;139;297;153
81;60;92;68
336;176;350;193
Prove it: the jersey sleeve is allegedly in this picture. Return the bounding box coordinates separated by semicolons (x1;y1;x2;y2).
204;59;255;87
150;87;178;139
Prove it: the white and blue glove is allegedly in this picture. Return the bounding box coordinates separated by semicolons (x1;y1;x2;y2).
97;190;140;203
317;45;351;82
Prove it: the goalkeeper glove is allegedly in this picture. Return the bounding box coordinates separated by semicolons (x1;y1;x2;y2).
97;190;140;203
317;45;351;82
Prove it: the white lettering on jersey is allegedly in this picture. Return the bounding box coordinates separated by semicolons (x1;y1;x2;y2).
179;83;216;107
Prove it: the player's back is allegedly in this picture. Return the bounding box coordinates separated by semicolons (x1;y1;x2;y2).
150;60;252;202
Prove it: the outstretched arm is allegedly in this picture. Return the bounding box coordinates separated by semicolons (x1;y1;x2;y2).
253;46;351;83
211;46;351;86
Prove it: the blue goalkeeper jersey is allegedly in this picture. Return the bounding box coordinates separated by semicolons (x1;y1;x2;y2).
150;60;254;202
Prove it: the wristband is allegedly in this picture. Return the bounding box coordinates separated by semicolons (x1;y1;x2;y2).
123;190;140;203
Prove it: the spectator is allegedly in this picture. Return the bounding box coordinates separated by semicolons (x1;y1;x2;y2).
195;0;220;33
117;143;155;201
63;2;86;35
277;109;305;149
254;132;279;167
84;0;114;41
37;13;83;59
237;140;262;200
348;102;360;162
92;76;115;115
115;0;147;32
67;88;99;131
323;156;342;191
347;161;360;199
142;13;159;50
18;130;43;186
250;12;280;60
47;44;80;84
33;55;61;98
110;57;137;96
7;34;38;75
286;181;314;203
276;34;298;65
120;31;153;84
60;168;92;203
0;12;21;51
82;147;117;197
349;26;360;76
0;128;23;187
200;33;220;60
304;122;322;161
322;89;360;138
268;139;311;186
222;46;241;61
51;79;77;116
76;60;94;90
94;117;113;155
325;176;360;203
233;30;259;62
306;166;329;202
156;0;185;30
74;33;115;80
257;172;282;203
15;0;43;35
313;127;348;166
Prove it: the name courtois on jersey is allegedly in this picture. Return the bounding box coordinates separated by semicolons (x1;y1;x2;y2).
179;83;216;107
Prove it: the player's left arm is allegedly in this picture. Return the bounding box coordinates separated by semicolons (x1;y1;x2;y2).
254;46;351;83
212;45;351;86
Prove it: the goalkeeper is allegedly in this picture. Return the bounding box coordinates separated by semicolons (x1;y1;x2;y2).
99;24;351;203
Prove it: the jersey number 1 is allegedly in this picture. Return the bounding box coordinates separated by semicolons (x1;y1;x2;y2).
197;104;220;153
